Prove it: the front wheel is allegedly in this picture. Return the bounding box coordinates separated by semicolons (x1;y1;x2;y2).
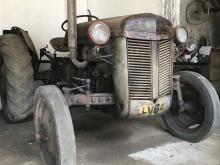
163;71;220;143
34;85;76;165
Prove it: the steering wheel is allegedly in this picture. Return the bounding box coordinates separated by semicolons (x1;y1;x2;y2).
61;15;99;32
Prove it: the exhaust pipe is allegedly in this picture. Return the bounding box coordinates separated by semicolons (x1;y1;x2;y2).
67;0;88;68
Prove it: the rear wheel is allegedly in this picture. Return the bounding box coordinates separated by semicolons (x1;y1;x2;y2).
34;85;76;165
0;34;37;122
163;71;220;143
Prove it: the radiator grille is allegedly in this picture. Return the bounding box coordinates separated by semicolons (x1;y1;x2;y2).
127;38;172;100
158;40;172;97
127;38;152;100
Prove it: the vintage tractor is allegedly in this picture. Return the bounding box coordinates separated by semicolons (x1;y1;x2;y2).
0;0;219;164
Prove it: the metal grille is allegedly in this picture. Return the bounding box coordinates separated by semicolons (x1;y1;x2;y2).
158;40;172;97
127;38;152;100
127;38;172;100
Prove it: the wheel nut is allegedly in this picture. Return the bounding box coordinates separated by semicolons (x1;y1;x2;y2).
105;97;111;102
99;98;104;103
91;98;96;103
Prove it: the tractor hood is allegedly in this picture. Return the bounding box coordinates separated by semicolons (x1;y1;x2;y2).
78;13;174;41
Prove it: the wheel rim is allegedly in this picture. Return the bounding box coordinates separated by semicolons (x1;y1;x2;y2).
171;82;205;133
36;99;59;165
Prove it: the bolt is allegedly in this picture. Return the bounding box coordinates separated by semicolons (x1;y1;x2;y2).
105;97;112;102
99;97;104;103
91;98;96;103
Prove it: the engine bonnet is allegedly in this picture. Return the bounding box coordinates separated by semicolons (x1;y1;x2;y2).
78;13;174;40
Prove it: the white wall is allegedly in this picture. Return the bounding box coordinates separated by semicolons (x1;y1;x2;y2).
0;0;88;52
88;0;160;19
88;0;180;26
159;0;180;26
0;0;164;52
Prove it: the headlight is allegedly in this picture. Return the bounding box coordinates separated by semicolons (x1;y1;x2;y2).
175;26;188;44
88;22;110;45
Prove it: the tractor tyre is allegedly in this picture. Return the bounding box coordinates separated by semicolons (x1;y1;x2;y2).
163;71;220;143
34;85;76;165
0;34;37;123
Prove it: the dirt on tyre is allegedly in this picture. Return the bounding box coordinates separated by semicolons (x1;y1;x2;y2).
163;71;220;143
34;85;76;165
0;34;37;122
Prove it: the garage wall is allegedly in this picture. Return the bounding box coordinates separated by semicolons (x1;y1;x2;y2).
159;0;180;26
180;0;220;47
180;0;212;46
88;0;180;26
0;0;88;52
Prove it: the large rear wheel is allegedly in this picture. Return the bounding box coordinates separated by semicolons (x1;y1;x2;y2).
34;85;76;165
0;34;37;122
163;71;220;143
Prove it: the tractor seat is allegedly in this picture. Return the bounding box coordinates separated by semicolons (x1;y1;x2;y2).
50;37;69;52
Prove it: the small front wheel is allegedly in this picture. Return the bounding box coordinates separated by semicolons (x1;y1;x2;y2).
163;71;220;143
34;85;76;165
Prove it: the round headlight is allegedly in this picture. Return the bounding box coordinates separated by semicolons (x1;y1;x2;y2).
88;22;110;45
175;26;188;44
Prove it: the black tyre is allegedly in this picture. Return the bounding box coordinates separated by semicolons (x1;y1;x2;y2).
163;71;220;143
0;34;37;122
0;55;3;110
34;85;76;165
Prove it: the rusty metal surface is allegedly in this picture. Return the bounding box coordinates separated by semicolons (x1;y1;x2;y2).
67;0;77;53
126;39;173;101
151;41;159;100
129;95;172;118
51;9;174;118
158;40;173;97
112;36;173;118
113;37;130;118
78;13;173;41
66;93;115;107
173;75;185;113
67;0;87;68
127;38;152;100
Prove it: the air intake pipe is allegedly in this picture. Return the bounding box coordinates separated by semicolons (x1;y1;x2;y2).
67;0;88;68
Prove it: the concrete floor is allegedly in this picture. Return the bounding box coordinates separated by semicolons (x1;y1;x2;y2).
0;109;220;165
